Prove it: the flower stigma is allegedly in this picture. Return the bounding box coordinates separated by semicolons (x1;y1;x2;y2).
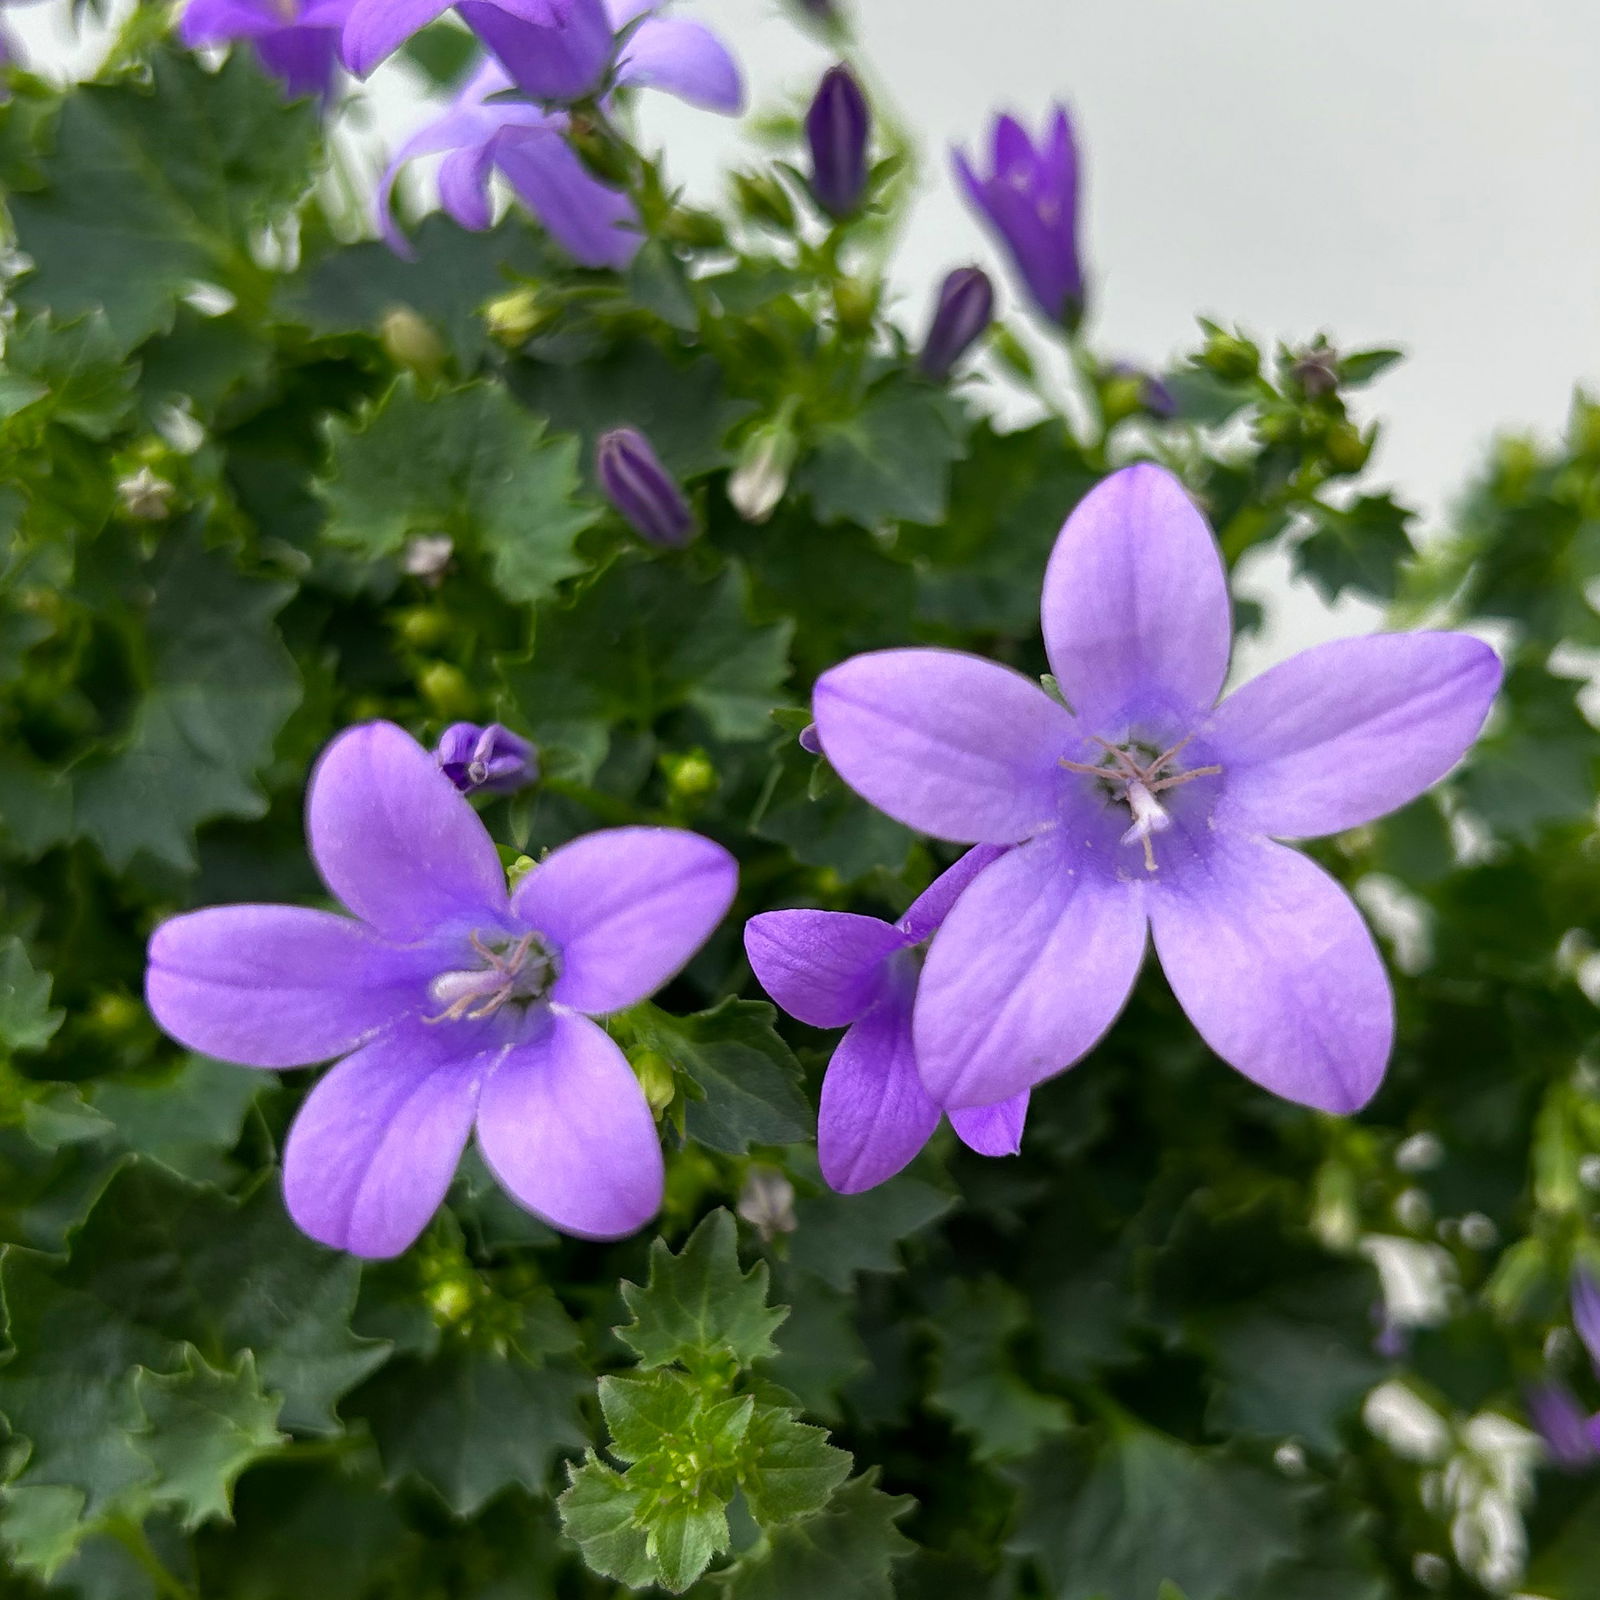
426;929;560;1023
1059;734;1222;872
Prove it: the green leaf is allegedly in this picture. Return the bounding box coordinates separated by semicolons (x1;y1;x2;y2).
73;530;301;872
2;50;319;348
1011;1429;1300;1600
90;1055;265;1186
797;381;966;527
631;998;811;1155
559;1457;658;1589
0;936;63;1053
617;1209;788;1373
506;557;792;782
928;1279;1072;1461
739;1404;851;1524
1292;493;1414;602
131;1348;284;1530
718;1473;915;1600
318;375;599;605
599;1373;753;1464
785;1173;953;1291
357;1345;589;1515
1;312;138;440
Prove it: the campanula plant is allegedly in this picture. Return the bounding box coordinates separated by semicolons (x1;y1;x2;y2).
0;1;1597;1597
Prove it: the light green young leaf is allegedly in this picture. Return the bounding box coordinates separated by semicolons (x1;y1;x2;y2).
0;938;63;1054
739;1404;851;1525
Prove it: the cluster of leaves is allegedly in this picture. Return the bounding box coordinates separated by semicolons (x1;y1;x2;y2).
0;14;1596;1600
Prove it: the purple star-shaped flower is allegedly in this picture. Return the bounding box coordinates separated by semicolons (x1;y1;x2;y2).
746;846;1027;1194
345;0;742;113
378;58;641;267
180;0;355;103
812;463;1502;1116
955;105;1083;327
145;721;736;1257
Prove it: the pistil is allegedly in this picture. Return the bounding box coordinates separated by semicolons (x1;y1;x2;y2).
1060;734;1221;872
426;930;558;1023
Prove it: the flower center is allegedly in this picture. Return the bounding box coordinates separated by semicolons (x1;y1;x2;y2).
426;930;560;1024
1059;735;1222;873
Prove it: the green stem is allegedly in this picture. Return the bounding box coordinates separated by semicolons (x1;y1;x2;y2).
107;1517;198;1600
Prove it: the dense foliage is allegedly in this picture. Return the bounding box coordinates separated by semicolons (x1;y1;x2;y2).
1;7;1598;1598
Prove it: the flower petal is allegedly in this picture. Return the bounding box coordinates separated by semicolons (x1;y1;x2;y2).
307;721;509;942
476;1011;663;1239
1208;632;1503;838
948;1089;1029;1157
1148;832;1393;1113
1040;463;1231;729
817;966;940;1194
460;0;612;102
282;1022;482;1257
744;909;905;1029
513;826;736;1015
437;142;496;231
180;0;284;43
813;648;1073;845
341;0;451;74
897;843;1009;942
616;15;745;113
252;26;341;99
494;125;642;269
914;837;1148;1108
1574;1270;1600;1378
145;905;429;1067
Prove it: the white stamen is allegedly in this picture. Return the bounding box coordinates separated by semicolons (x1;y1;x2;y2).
1119;781;1170;872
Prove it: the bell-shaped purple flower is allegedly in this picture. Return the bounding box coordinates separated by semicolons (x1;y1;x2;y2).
434;722;538;795
181;0;355;102
345;0;743;114
917;266;994;381
145;722;737;1256
378;59;640;268
1527;1383;1600;1468
597;427;695;547
811;463;1502;1117
805;64;870;219
746;847;1027;1194
955;106;1083;328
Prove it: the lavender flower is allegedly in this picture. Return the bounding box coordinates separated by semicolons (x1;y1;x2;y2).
345;0;743;114
955;106;1083;328
746;847;1027;1193
378;59;639;267
1530;1269;1600;1467
145;721;736;1256
918;266;994;381
434;721;537;795
811;463;1502;1115
181;0;355;103
805;64;869;219
597;427;695;547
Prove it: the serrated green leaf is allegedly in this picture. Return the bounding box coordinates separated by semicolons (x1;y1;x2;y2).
631;998;811;1155
1292;493;1414;602
131;1348;283;1530
0;937;63;1053
2;50;319;348
357;1343;587;1515
2;312;138;440
72;530;301;872
319;375;598;605
718;1473;915;1600
558;1456;658;1588
90;1055;265;1186
600;1373;752;1465
617;1209;787;1373
739;1404;851;1524
786;1173;953;1291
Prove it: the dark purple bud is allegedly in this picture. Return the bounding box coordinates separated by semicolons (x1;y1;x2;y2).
798;723;823;755
1106;361;1177;419
596;427;695;548
954;106;1084;328
805;65;870;219
918;266;994;380
1526;1382;1600;1470
435;723;538;796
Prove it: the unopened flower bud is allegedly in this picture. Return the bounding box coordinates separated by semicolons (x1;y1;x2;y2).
737;1166;797;1241
798;723;823;755
419;661;474;720
917;266;994;381
1289;343;1340;399
483;288;548;347
1102;361;1176;423
806;64;870;219
833;276;877;337
380;306;447;379
433;722;538;797
596;427;695;548
1324;420;1371;473
1199;325;1260;382
728;414;799;524
117;466;176;521
661;749;716;803
732;169;797;232
662;207;728;250
632;1050;676;1116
